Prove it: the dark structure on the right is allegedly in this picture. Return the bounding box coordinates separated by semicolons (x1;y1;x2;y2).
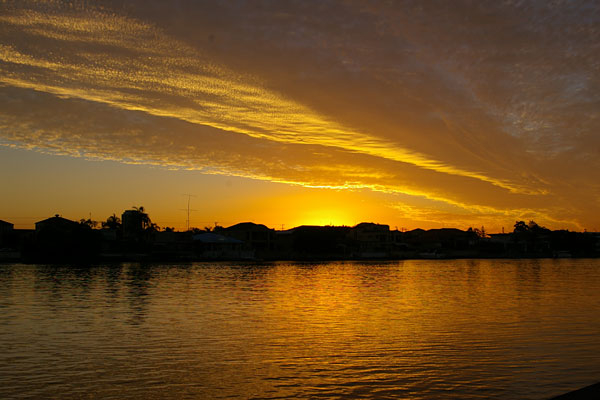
486;220;600;259
264;220;600;260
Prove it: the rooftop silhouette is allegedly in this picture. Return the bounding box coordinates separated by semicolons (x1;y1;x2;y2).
1;207;599;263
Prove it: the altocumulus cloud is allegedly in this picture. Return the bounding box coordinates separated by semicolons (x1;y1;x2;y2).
0;0;599;229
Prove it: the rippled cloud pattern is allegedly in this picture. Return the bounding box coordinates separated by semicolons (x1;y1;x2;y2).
1;0;599;229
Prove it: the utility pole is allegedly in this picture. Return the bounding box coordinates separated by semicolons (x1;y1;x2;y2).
180;194;197;232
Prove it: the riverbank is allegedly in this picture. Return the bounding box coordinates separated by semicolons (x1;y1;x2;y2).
550;382;600;399
3;251;600;265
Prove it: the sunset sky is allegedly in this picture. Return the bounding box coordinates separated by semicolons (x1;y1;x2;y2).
1;1;599;231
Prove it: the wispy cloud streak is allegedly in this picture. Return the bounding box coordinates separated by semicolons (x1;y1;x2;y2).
0;2;542;193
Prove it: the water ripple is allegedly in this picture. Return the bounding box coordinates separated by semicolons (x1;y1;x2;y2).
1;259;599;399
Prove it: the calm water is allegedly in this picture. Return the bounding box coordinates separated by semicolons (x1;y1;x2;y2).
1;259;599;399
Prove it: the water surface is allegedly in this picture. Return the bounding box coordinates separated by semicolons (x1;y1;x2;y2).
1;259;599;399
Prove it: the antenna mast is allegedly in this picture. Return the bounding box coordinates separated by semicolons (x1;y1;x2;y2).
180;194;197;231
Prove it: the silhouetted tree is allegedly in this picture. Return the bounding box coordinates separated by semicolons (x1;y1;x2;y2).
213;225;224;233
528;220;550;235
102;214;121;229
514;221;528;233
79;218;98;229
512;220;551;254
467;226;487;239
203;225;224;232
473;226;486;238
132;205;152;230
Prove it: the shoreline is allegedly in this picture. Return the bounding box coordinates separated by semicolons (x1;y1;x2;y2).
2;254;600;265
549;382;600;399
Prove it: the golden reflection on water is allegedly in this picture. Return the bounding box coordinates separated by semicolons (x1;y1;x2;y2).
1;260;600;399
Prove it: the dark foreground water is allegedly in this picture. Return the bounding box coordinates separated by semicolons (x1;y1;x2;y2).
1;259;599;399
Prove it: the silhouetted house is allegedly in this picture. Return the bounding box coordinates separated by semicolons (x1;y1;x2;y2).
273;229;295;257
0;220;16;257
489;233;512;250
350;223;392;258
399;229;426;249
0;220;14;246
511;228;552;255
32;215;99;261
0;220;13;234
423;228;472;250
155;230;189;245
192;232;249;259
388;229;412;255
398;228;441;256
7;228;34;256
122;210;144;239
548;230;596;257
222;222;274;256
403;228;480;257
35;215;79;232
151;231;194;259
278;225;352;259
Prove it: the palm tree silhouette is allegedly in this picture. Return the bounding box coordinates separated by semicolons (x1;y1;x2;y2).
132;206;153;230
102;213;121;229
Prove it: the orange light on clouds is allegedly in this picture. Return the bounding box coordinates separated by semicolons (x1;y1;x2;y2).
0;1;599;232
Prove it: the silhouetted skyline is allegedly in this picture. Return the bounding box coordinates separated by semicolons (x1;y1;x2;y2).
2;208;599;263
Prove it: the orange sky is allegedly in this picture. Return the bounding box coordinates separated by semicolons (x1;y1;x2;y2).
1;1;599;232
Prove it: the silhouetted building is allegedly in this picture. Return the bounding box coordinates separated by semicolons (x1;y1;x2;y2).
0;220;14;249
1;220;31;259
192;232;249;259
399;228;478;257
122;210;144;239
350;222;392;257
31;215;99;261
0;220;13;240
489;233;511;250
0;220;13;234
151;231;194;259
277;225;352;259
423;228;472;248
222;222;274;256
273;229;295;256
35;215;79;232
